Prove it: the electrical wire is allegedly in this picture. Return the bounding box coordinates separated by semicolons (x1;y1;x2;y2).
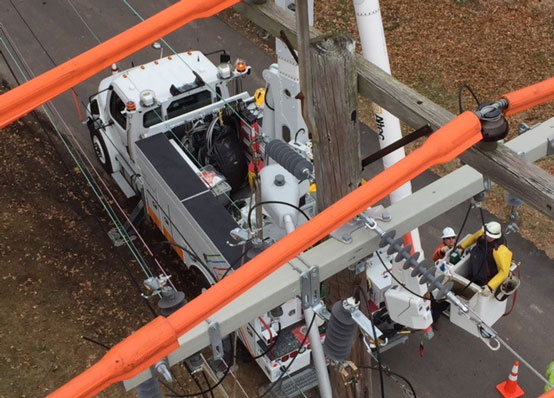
458;83;481;114
357;365;418;398
452;201;472;250
220;246;250;280
0;34;159;317
375;252;430;301
247;200;310;232
221;357;252;398
259;314;317;398
81;336;112;351
249;322;282;361
200;371;215;398
294;128;306;143
182;361;209;398
0;22;162;282
356;286;385;398
167;335;234;397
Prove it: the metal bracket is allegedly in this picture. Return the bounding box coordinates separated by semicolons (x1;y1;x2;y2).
342;298;382;340
483;177;493;193
331;206;390;244
300;266;320;309
548;135;554;156
207;320;224;361
312;300;331;321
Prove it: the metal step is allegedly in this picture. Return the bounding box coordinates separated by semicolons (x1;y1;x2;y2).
112;171;136;198
264;366;319;398
107;201;144;247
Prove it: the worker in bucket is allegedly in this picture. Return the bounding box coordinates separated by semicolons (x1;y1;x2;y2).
458;221;512;296
432;227;457;261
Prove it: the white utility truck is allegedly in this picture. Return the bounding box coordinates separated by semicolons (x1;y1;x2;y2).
86;50;319;393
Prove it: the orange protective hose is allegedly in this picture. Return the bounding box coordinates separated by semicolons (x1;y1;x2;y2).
502;77;554;116
539;391;554;398
48;111;483;398
0;0;242;129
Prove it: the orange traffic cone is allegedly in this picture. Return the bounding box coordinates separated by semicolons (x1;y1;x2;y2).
496;360;525;398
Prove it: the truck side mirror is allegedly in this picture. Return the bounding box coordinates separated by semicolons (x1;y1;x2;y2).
90;99;99;116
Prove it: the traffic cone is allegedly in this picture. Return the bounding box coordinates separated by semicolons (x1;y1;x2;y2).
496;360;525;398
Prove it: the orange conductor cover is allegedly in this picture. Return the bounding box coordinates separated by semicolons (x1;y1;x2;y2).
502;77;554;116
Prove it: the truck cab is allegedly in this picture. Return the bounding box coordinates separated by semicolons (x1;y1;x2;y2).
87;51;248;186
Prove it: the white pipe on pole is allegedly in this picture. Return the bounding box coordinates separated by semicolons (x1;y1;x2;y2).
353;0;423;254
304;307;332;398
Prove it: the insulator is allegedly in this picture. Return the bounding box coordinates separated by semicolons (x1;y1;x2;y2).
411;266;422;278
420;267;437;284
435;281;454;300
402;253;421;270
266;139;313;181
386;238;404;255
379;230;396;248
433;274;446;286
323;301;358;362
394;246;413;262
158;287;187;317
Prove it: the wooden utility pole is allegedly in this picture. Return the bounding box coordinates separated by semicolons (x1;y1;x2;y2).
295;2;368;395
308;34;371;398
309;35;362;210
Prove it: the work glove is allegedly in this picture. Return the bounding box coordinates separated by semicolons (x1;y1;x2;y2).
480;286;493;297
440;246;449;254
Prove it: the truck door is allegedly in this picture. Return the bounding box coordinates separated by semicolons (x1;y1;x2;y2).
108;90;128;146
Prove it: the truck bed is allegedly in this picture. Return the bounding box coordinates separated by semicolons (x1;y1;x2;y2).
136;133;243;266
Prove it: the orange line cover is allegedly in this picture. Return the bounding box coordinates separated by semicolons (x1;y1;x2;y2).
48;112;483;398
0;0;242;129
502;77;554;116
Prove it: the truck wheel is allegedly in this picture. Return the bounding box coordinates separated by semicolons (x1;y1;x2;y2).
91;130;113;173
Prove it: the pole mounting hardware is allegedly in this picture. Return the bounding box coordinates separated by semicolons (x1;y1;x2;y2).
300;266;320;309
207;320;224;361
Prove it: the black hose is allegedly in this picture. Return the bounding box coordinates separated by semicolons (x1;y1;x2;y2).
247;200;310;232
264;83;275;111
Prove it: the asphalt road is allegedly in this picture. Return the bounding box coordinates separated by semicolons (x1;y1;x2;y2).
1;1;553;397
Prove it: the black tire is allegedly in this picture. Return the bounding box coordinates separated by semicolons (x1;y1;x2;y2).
90;128;114;173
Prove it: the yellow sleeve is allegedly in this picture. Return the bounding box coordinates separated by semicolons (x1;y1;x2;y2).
460;229;484;250
487;245;512;290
